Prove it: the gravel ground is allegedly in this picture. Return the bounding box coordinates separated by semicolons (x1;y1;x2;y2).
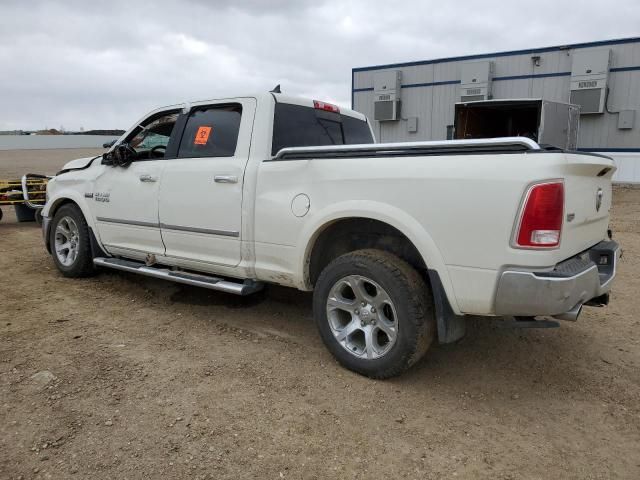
0;148;104;177
1;150;639;479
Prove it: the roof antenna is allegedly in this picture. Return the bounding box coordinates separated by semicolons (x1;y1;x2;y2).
270;84;281;94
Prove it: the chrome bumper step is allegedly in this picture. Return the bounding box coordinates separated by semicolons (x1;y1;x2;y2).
494;240;620;318
93;257;263;296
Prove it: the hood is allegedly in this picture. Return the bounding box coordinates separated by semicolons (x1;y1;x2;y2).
59;156;100;173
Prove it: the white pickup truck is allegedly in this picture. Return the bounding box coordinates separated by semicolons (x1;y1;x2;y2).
42;91;620;378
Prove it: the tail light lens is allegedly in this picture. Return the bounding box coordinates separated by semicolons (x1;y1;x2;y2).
515;181;564;248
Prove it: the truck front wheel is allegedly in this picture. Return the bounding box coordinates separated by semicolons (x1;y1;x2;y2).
49;203;96;277
313;249;435;379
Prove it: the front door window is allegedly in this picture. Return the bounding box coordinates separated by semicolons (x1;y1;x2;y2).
128;112;179;160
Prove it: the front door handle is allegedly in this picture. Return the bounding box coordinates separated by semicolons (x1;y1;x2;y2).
214;175;238;184
139;174;157;183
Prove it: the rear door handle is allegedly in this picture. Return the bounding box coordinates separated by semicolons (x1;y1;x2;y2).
214;175;238;184
139;174;157;183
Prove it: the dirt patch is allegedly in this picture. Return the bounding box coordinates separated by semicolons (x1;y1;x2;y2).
0;148;104;177
1;150;639;479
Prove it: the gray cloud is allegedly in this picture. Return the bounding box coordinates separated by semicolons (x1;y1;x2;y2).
0;0;638;130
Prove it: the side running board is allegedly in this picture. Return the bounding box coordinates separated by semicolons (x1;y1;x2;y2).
93;257;263;296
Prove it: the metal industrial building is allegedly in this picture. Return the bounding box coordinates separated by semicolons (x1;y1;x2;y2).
352;37;640;183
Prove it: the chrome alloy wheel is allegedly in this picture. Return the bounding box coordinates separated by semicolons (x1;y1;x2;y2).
326;275;398;359
54;216;80;267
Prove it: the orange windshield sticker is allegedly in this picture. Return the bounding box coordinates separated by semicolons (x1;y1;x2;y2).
194;126;212;145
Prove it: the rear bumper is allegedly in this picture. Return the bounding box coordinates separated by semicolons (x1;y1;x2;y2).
494;240;619;317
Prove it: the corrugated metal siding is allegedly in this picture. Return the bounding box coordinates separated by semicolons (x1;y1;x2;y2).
353;37;640;182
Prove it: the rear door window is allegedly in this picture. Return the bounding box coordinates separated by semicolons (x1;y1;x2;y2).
178;104;242;158
271;103;373;155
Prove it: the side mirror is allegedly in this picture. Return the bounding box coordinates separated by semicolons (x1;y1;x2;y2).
102;139;116;148
101;152;114;166
115;144;135;164
102;143;135;167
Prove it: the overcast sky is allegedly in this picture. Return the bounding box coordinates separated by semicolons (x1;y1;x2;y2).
1;0;638;130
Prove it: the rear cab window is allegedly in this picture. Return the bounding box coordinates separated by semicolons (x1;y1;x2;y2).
271;102;373;155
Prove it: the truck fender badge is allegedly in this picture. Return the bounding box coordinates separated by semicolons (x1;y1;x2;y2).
94;192;110;203
596;188;603;212
84;193;94;198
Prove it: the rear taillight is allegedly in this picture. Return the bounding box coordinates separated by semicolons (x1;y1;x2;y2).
514;181;564;248
313;100;340;113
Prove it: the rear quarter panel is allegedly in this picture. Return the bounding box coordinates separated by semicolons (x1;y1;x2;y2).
253;151;615;315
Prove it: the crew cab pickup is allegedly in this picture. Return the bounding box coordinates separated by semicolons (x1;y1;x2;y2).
42;92;620;378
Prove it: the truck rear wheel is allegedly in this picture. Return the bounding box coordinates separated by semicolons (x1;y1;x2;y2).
50;203;96;277
313;249;435;379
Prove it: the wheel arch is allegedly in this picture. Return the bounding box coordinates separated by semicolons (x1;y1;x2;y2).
44;194;100;254
297;202;461;315
307;217;425;285
45;191;94;224
46;196;76;217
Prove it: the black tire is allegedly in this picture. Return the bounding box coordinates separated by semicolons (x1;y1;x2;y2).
313;249;436;379
49;203;96;277
0;207;3;222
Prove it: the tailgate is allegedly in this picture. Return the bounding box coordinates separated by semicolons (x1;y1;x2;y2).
559;152;616;260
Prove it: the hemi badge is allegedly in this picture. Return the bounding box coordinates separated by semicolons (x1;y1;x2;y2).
84;193;94;198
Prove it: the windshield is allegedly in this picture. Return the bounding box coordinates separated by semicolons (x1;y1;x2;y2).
271;103;373;155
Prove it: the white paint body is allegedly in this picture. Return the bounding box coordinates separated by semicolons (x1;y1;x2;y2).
43;93;616;316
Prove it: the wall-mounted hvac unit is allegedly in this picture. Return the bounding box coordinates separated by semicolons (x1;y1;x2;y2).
570;49;611;114
373;70;401;121
459;61;493;102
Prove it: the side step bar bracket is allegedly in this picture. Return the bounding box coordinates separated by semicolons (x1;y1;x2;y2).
93;257;263;296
